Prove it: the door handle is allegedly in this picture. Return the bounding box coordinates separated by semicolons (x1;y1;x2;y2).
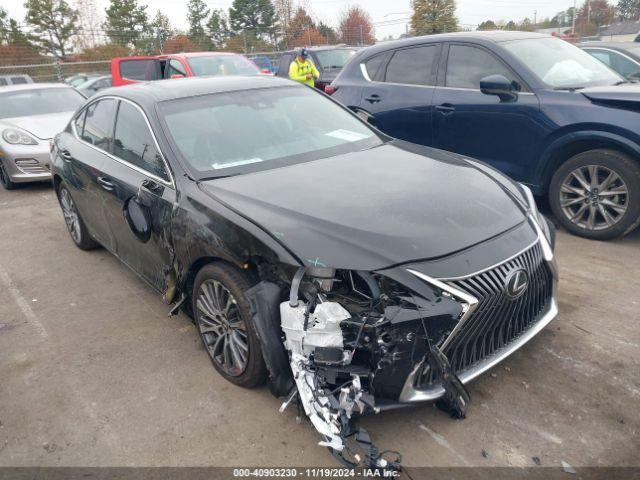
436;103;456;115
60;149;73;162
365;94;381;104
97;176;115;191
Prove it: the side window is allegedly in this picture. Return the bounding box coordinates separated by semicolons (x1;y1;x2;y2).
587;49;612;66
167;59;187;78
385;46;438;86
113;101;168;181
73;109;87;136
0;78;7;86
364;52;391;81
608;51;640;78
446;45;517;90
120;59;160;81
81;99;117;151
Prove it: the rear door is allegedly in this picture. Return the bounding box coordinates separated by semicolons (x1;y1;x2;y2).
432;43;543;180
111;57;161;86
358;44;441;145
97;99;176;292
276;53;293;78
58;98;119;249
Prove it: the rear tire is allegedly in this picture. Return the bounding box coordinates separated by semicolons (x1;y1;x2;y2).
0;160;16;190
549;149;640;240
193;263;267;388
56;184;100;250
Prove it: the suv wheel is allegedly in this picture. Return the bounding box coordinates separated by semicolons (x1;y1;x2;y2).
549;149;640;240
193;263;267;388
0;160;16;190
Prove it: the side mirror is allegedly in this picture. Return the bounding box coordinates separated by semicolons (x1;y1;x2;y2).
124;195;152;243
480;74;518;102
170;73;185;79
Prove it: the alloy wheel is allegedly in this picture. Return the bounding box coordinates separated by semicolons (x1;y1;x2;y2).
196;279;248;377
559;164;629;232
60;188;82;244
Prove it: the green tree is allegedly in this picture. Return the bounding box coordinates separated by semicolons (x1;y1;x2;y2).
187;0;209;46
504;20;517;30
229;0;276;35
477;19;497;30
207;9;230;49
0;7;8;44
24;0;77;58
104;0;149;48
617;0;640;20
150;10;173;53
317;21;337;44
411;0;458;35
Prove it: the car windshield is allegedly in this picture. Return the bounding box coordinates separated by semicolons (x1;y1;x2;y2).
0;88;85;119
314;49;358;71
160;86;382;178
187;55;261;77
502;37;623;89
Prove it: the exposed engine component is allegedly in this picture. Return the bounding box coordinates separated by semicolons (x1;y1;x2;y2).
248;264;470;470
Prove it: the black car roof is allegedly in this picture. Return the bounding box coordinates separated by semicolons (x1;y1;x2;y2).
360;31;547;56
94;75;299;106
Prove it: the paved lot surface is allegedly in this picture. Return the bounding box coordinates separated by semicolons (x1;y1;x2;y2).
0;183;639;468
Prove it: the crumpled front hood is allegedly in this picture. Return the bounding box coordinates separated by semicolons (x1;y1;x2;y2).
581;84;640;109
199;142;528;271
2;112;74;140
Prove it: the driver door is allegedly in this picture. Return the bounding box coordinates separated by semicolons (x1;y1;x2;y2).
432;43;544;181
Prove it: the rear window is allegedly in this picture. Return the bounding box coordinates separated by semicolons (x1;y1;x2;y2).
314;49;358;71
187;55;260;77
120;59;159;81
11;76;27;84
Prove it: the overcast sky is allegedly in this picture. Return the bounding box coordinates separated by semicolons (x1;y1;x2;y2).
4;0;579;39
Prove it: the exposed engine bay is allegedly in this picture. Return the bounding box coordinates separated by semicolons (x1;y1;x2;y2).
246;265;472;470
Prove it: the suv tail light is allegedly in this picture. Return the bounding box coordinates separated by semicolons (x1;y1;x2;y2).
325;85;338;95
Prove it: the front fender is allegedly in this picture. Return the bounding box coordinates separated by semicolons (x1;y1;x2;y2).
535;129;640;192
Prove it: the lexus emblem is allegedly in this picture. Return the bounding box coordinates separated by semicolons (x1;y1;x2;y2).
505;269;529;299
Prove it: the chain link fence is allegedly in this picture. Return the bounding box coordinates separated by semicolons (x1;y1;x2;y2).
0;59;111;83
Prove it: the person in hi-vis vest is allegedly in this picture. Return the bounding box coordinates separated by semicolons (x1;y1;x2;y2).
288;48;320;88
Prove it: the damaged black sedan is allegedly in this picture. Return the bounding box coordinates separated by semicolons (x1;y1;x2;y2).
52;76;558;468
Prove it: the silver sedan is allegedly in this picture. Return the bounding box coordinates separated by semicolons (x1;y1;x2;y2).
0;83;85;189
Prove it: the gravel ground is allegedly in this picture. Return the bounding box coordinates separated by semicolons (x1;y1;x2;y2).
0;182;638;468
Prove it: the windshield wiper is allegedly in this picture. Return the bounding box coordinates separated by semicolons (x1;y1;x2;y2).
613;80;629;86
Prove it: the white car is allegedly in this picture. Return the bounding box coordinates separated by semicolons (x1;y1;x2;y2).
0;83;85;189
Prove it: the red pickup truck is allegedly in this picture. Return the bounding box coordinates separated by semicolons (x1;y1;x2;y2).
111;52;265;86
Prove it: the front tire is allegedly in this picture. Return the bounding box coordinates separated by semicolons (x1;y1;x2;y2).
0;160;16;190
193;263;267;388
57;184;100;250
549;149;640;240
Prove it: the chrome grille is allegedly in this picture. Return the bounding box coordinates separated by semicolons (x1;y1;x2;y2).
420;242;553;385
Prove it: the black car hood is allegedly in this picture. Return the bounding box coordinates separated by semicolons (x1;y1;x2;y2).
198;142;527;271
581;84;640;110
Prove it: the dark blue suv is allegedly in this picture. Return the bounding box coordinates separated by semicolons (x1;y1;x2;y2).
330;31;640;240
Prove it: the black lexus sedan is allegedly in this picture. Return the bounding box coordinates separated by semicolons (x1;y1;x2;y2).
51;76;558;467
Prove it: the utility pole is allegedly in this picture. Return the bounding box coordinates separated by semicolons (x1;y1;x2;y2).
360;25;363;45
534;10;537;26
572;0;577;35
